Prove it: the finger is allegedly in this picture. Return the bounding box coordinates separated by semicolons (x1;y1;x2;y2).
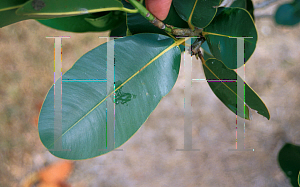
145;0;172;20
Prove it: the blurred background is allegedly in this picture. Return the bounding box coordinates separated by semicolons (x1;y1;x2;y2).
0;0;300;186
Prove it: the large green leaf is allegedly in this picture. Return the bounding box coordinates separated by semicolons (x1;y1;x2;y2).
202;58;270;120
172;0;220;28
278;143;300;187
203;7;257;69
38;34;182;160
16;0;124;18
275;0;300;26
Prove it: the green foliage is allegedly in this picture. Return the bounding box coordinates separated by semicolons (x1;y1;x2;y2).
0;0;35;27
203;8;257;69
3;1;300;186
37;11;126;33
39;34;181;159
275;0;300;26
172;0;220;28
278;143;300;187
202;58;270;120
1;0;273;160
16;0;124;18
230;0;254;20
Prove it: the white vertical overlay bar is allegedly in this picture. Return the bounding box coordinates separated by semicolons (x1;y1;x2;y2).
46;36;70;151
177;37;200;151
228;37;253;152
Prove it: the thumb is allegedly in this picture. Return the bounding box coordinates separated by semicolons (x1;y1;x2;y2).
145;0;172;20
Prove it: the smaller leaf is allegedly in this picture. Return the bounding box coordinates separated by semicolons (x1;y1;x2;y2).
84;11;125;30
37;12;125;33
0;0;27;9
275;0;300;26
0;1;31;27
0;8;29;28
172;0;220;28
202;58;270;120
110;15;127;37
298;171;300;187
203;7;257;69
16;0;124;18
230;0;255;21
278;143;300;187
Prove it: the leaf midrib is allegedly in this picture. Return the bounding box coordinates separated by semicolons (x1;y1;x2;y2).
203;59;244;102
48;38;185;148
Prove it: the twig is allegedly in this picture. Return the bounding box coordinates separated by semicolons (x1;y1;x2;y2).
191;37;206;59
198;49;205;64
126;0;203;37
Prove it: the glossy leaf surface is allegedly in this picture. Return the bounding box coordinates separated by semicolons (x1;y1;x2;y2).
230;0;254;20
162;2;190;29
0;0;34;27
37;11;125;33
0;8;30;28
203;7;257;69
173;0;220;28
84;11;125;29
0;0;27;8
38;34;182;159
278;143;300;187
202;58;270;119
110;14;127;37
16;0;124;18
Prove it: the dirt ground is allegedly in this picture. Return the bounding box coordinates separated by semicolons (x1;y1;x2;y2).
1;0;300;186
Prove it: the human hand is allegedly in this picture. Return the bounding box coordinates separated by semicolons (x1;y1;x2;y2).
145;0;172;20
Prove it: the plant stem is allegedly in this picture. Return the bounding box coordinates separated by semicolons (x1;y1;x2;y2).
191;37;205;55
126;0;203;37
127;0;206;59
127;0;172;32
